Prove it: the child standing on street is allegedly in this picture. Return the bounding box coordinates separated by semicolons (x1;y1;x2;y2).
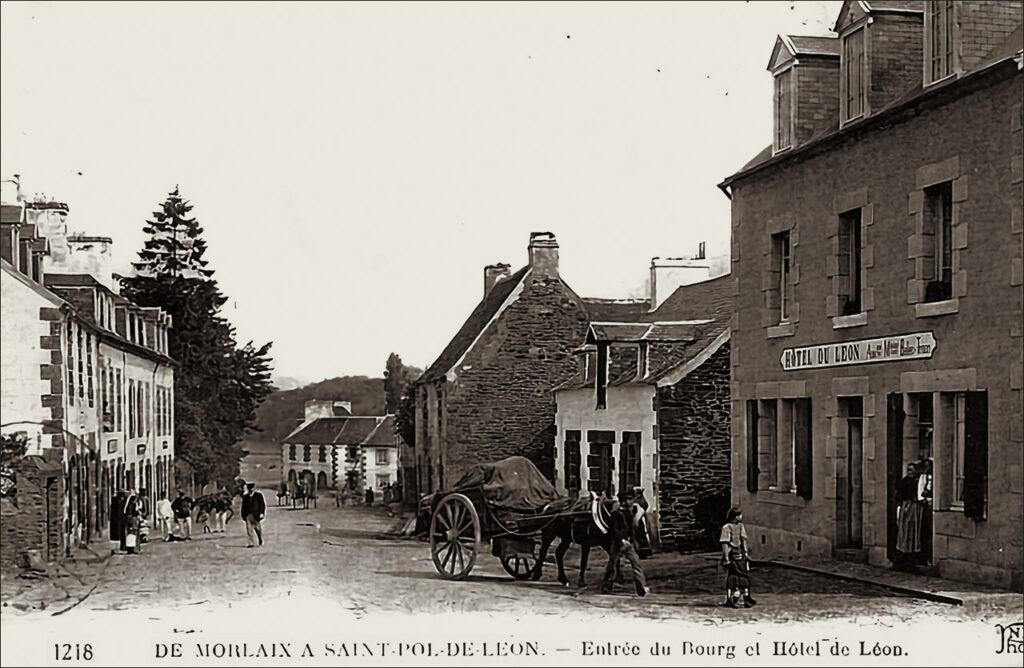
720;507;756;608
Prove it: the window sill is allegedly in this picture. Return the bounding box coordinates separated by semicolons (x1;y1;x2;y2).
758;490;807;507
915;299;959;318
767;322;795;339
832;312;868;329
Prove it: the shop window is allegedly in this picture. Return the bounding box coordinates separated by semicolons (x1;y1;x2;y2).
838;209;863;315
949;391;987;519
563;430;582;492
618;432;641;497
923;182;953;302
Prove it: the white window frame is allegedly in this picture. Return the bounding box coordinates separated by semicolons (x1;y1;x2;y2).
842;26;867;123
778;232;792;324
925;0;958;86
375;448;390;466
773;66;795;154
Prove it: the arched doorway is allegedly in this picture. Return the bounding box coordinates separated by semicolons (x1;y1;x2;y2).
316;471;327;491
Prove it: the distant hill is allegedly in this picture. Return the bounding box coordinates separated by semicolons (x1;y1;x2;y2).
249;376;388;444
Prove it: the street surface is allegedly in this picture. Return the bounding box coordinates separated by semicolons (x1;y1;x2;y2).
2;490;1021;624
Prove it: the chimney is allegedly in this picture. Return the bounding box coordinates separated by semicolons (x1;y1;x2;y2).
649;257;712;310
303;400;336;424
483;263;512;296
769;35;841;153
527;232;559;277
63;235;115;290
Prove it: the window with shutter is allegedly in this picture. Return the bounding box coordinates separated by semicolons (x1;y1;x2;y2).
586;431;615;496
746;400;759;494
564;430;581;492
962;391;987;520
795;398;813;499
619;432;641;497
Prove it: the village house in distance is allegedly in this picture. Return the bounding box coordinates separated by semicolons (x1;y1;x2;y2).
721;0;1023;589
1;191;175;567
280;400;398;495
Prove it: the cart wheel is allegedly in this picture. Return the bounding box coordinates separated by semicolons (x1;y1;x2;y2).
500;555;538;580
430;493;480;580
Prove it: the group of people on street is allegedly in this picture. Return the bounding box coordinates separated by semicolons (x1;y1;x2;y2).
108;482;268;552
893;457;934;571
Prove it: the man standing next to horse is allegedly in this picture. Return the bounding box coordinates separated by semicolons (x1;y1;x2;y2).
600;489;650;597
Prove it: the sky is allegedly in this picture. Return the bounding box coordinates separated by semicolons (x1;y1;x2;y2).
1;1;837;384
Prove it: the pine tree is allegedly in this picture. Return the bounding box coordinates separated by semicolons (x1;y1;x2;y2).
120;187;274;487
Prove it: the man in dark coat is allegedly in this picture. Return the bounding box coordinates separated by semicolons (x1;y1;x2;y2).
171;490;193;540
600;490;649;596
242;482;266;547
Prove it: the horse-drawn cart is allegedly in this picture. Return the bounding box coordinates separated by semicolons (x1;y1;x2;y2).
420;457;604;580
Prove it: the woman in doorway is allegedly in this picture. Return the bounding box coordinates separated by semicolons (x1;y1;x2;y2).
894;462;923;571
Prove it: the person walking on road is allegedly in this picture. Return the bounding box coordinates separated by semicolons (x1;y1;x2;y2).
171;490;193;540
155;493;174;541
600;490;649;597
242;482;266;547
720;507;756;608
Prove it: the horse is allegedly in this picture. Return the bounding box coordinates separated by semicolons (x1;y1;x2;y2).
528;494;616;587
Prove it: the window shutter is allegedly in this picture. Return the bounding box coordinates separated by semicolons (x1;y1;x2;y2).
795;398;813;499
962;391;987;521
746;401;759;493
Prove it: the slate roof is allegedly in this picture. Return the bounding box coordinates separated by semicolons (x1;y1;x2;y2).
1;203;24;224
284;416;383;446
582;298;650;322
558;275;734;390
361;415;398;447
724;23;1022;188
788;35;840;57
418;265;530;383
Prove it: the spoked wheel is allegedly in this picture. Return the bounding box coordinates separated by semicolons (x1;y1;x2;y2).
430;493;481;580
500;555;538;580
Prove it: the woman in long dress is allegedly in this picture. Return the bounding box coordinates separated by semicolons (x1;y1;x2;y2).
894;462;923;571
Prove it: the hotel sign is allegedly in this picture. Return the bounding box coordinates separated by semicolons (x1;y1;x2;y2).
781;332;936;371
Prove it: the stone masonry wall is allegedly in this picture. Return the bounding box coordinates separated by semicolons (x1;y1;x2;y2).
0;448;66;570
438;273;591;487
656;343;732;548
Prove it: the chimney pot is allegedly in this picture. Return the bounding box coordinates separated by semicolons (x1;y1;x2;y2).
483;263;512;296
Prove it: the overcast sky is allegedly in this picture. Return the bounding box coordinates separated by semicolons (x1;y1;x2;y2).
1;1;836;383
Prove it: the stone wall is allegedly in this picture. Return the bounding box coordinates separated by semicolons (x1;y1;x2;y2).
656;343;732;549
425;272;590;490
0;449;65;570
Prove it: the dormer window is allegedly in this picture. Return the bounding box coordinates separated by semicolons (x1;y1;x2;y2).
773;67;794;153
842;27;866;122
926;0;957;85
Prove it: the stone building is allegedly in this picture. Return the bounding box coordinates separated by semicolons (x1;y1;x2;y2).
720;1;1022;588
280;400;389;493
1;195;175;564
411;232;593;496
554;274;733;549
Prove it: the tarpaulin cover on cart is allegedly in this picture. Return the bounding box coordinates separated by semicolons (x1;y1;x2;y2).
451;456;563;510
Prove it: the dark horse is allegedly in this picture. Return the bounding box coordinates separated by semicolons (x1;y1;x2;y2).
528;495;615;587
